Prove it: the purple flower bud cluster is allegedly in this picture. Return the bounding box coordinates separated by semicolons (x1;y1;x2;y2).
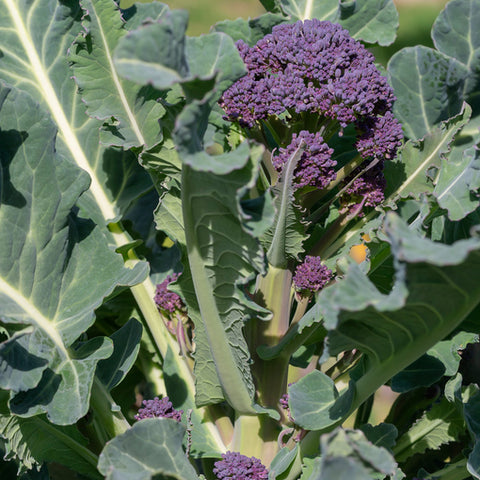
355;112;404;161
220;19;396;130
272;130;336;189
154;273;184;313
213;452;269;480
293;256;333;294
341;161;386;212
134;396;183;422
279;393;289;410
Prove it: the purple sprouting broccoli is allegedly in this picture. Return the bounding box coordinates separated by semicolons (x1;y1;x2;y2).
293;256;333;296
220;19;403;209
213;452;269;480
272;130;336;190
220;19;398;130
134;396;183;422
279;392;289;411
154;273;185;314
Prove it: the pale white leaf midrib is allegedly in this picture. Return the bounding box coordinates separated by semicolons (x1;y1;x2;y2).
89;0;146;146
0;276;68;358
302;0;314;19
5;0;117;226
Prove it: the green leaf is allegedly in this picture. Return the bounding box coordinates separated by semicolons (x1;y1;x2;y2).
0;413;100;479
96;318;142;391
289;371;354;431
336;0;399;46
359;423;398;450
0;83;146;424
163;347;224;458
390;354;445;393
0;0;153;226
113;10;189;90
393;397;465;462
69;0;166;149
384;103;472;205
212;14;286;46
264;144;307;267
98;418;199;480
314;428;397;480
434;145;480;221
428;331;478;377
316;212;480;410
278;0;398;45
432;0;480;103
179;146;273;412
388;46;468;139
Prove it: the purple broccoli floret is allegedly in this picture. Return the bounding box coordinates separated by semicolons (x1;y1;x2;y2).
134;396;183;422
273;130;336;190
340;161;386;212
293;256;333;295
220;19;396;130
154;273;184;314
213;452;268;480
355;111;404;161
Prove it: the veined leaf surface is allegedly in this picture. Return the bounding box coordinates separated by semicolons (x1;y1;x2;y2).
0;83;144;424
69;0;166;149
0;0;152;226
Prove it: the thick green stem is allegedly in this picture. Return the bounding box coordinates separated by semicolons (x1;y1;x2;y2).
231;414;280;467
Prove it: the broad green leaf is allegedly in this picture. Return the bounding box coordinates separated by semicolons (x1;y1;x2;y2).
0;413;100;479
428;331;478;377
154;184;186;245
432;0;480;103
313;428;397;480
163;347;224;458
388;46;468;139
122;1;170;30
336;0;399;46
113;10;189;90
278;0;398;46
466;390;480;479
316;212;480;410
393;397;465;462
179;147;273;412
264;144;307;267
0;83;145;424
390;355;445;393
98;418;199;480
212;14;286;46
384;103;472;205
289;370;354;431
359;423;398;450
96;318;142;391
0;0;152;226
434;145;480;221
69;0;166;149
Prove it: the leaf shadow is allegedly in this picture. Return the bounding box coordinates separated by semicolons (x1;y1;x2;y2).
0;128;28;208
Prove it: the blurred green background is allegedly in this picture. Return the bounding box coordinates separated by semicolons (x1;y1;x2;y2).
118;0;450;66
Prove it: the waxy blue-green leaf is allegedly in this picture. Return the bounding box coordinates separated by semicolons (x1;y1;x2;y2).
315;428;397;480
69;0;166;149
388;46;468;139
0;83;145;424
434;145;480;221
0;0;153;226
98;418;199;480
359;423;398;450
96;318;142;391
179;149;273;412
384;103;472;205
113;10;189;90
263;144;307;268
432;0;480;102
315;212;480;411
289;370;354;431
212;14;286;46
393;397;465;462
278;0;398;45
0;411;100;479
